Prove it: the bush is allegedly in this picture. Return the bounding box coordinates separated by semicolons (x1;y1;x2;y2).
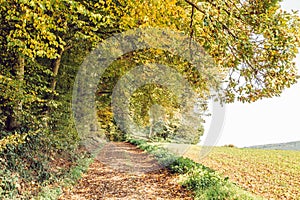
168;157;197;174
224;144;236;148
127;138;146;146
0;169;19;199
195;183;232;200
183;169;222;190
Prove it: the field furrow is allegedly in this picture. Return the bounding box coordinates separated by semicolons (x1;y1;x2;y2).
183;146;300;200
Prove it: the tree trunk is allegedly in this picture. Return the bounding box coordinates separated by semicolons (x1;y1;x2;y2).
50;49;63;93
149;120;153;139
6;56;24;130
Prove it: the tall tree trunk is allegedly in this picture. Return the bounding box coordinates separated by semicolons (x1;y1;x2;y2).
149;119;153;139
50;46;72;95
50;49;63;93
6;56;24;130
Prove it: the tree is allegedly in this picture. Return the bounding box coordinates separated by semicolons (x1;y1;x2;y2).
183;0;300;102
0;0;118;131
1;0;299;146
95;49;210;143
93;0;300;143
118;0;300;103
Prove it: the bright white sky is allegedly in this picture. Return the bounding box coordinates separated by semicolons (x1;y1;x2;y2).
202;0;300;147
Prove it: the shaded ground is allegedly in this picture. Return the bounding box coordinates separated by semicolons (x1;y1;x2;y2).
59;142;192;200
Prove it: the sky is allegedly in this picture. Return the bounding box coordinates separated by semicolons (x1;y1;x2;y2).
201;0;300;147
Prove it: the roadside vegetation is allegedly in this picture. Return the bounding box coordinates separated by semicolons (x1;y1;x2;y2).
128;139;262;200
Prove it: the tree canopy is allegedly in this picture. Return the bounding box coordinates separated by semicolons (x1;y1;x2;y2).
0;0;299;146
119;0;300;102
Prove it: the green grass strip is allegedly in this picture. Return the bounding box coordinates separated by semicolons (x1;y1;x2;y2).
127;138;264;200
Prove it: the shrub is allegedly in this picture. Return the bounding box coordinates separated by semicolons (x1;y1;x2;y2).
224;144;236;148
0;169;19;199
195;183;232;200
183;169;221;190
168;157;197;174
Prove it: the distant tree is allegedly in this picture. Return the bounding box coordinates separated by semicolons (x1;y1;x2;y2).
224;144;236;148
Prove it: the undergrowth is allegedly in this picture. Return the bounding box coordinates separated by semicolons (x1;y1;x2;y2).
35;156;93;200
0;133;92;200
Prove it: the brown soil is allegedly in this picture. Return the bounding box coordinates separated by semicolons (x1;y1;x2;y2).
58;142;192;200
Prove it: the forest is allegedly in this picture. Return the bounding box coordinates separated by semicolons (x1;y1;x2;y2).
0;0;299;199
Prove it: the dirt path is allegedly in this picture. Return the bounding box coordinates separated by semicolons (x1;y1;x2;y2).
59;142;192;200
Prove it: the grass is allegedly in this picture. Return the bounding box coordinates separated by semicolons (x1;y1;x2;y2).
183;145;300;199
127;139;262;200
